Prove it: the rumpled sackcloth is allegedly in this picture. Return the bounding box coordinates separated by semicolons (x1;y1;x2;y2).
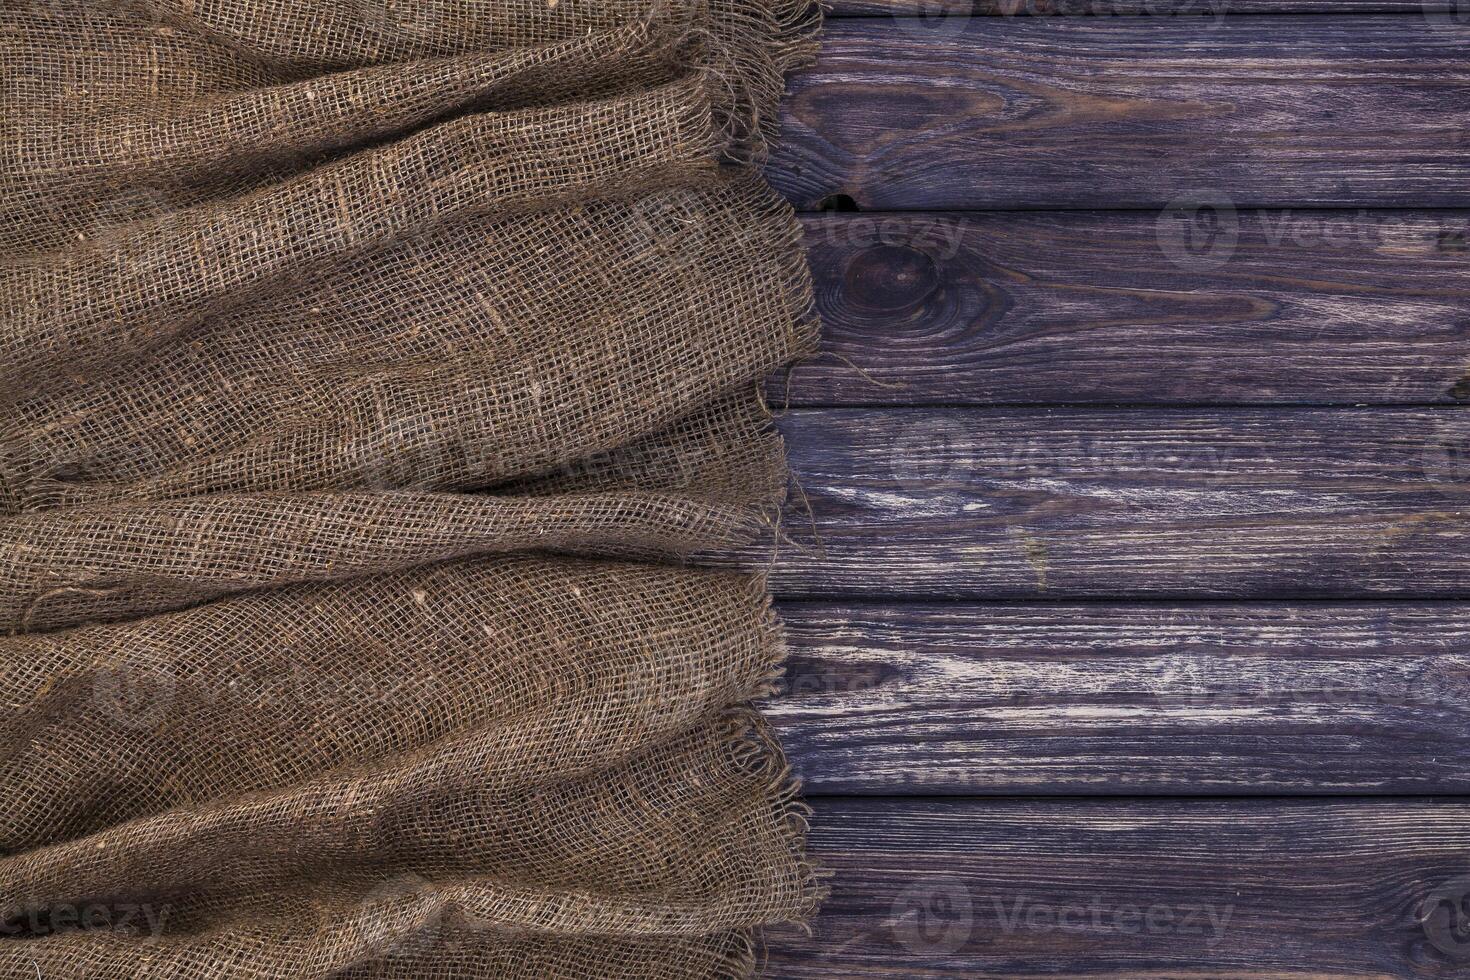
0;0;825;975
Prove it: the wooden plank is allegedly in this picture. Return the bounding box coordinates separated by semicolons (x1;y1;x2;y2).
780;211;1470;406
764;797;1470;977
766;408;1470;598
768;18;1470;210
831;0;1456;12
769;602;1470;794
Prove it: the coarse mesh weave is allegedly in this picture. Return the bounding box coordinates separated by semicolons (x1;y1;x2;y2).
0;0;825;975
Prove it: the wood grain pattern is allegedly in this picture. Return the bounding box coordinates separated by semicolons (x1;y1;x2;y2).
779;211;1470;406
769;18;1470;210
769;602;1470;793
764;798;1470;977
761;11;1470;977
765;408;1470;598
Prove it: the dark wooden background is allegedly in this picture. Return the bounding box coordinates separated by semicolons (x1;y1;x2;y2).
757;3;1470;976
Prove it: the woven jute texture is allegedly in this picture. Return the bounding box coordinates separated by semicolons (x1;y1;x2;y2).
0;0;824;975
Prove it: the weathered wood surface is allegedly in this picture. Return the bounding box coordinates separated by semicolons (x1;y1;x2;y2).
760;9;1470;978
768;602;1470;794
765;408;1470;598
769;18;1470;210
831;0;1458;12
764;798;1470;977
778;211;1470;406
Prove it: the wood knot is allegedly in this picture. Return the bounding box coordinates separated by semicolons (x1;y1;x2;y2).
844;245;939;315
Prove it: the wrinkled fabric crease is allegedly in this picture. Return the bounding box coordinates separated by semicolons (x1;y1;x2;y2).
0;0;824;975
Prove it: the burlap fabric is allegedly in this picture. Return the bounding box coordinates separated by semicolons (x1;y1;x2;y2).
0;0;824;975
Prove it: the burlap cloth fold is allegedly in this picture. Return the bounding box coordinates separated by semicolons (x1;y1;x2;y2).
0;0;825;975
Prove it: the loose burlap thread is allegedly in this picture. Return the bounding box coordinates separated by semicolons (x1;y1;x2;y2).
0;0;825;975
